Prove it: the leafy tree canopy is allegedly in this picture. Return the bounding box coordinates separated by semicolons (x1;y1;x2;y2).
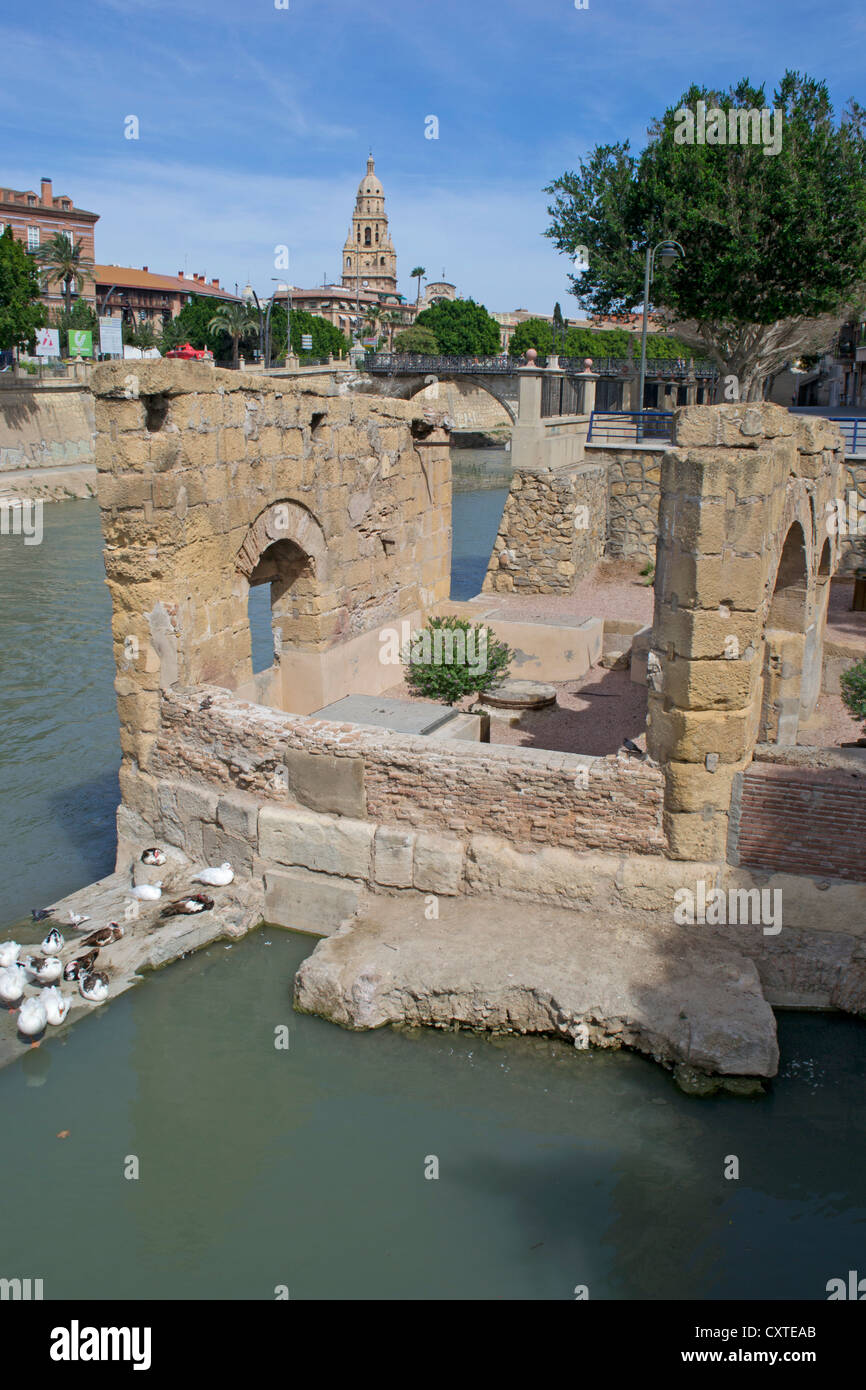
545;72;866;396
159;294;239;356
507;315;691;360
414;297;501;355
286;308;349;361
0;227;44;351
392;323;440;353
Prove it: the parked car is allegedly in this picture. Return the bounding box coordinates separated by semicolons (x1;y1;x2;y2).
165;342;213;360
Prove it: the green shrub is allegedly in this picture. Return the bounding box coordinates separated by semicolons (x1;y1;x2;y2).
404;616;512;704
840;657;866;730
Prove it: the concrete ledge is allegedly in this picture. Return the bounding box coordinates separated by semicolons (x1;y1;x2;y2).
264;867;362;935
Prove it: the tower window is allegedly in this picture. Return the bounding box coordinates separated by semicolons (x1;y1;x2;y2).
364;227;371;246
357;230;360;242
375;230;379;243
346;257;351;267
380;257;385;265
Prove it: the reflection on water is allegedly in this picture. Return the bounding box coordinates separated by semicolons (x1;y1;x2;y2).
450;446;511;600
1;487;865;1301
0;928;865;1300
0;501;119;928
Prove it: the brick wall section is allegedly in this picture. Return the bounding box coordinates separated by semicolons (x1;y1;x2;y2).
484;462;606;593
151;687;667;856
734;762;866;882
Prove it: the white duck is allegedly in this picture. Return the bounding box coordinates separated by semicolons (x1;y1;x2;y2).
0;965;26;1005
79;971;109;1004
192;862;234;887
25;955;63;985
128;881;163;902
0;940;21;969
41;927;64;955
68;912;90;928
41;986;71;1026
17;996;47;1037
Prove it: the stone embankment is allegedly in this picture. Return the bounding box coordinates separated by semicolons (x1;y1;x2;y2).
294;892;779;1082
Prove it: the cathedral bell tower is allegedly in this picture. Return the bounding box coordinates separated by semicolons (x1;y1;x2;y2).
341;155;398;300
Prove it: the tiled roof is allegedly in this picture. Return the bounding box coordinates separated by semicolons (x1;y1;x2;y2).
92;265;238;298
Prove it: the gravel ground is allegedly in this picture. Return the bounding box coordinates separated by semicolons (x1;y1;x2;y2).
826;579;866;651
382;570;866;754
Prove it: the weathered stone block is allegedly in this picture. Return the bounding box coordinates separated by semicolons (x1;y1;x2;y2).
373;826;416;888
413;832;464;895
283;748;366;817
264;868;361;936
259;805;374;879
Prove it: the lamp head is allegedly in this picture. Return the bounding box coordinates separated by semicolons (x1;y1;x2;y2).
656;241;683;269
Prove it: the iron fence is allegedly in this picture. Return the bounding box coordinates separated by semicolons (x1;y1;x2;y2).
587;410;674;444
541;374;586;417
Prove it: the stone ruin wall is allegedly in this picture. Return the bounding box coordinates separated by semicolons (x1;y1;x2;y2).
484;461;607;593
485;431;864;593
92;358;452;759
648;405;845;861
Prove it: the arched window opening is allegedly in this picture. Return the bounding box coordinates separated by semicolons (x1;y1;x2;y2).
364;227;372;246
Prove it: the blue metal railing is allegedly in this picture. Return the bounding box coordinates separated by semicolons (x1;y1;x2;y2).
829;417;866;455
587;410;674;443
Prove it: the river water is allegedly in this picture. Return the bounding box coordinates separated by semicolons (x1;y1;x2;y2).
1;464;865;1300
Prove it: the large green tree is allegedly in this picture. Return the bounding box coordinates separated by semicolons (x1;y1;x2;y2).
507;315;691;361
285;308;349;361
0;227;44;351
393;323;440;353
414;298;501;355
545;73;866;397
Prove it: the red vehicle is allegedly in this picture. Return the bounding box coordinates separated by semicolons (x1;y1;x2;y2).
165;342;213;360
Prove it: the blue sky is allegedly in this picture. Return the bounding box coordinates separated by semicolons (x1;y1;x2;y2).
2;0;864;312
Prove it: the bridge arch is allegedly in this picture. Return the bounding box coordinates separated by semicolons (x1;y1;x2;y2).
374;373;518;423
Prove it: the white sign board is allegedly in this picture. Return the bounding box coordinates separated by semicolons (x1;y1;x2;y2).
301;333;313;350
35;327;60;358
99;316;123;356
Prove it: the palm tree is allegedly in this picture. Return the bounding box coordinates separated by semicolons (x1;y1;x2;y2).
207;301;258;368
410;265;426;304
380;309;404;351
33;231;94;316
360;305;380;342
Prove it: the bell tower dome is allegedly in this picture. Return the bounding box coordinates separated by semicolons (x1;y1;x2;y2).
341;154;397;300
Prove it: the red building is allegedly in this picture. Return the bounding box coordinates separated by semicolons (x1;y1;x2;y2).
0;177;99;309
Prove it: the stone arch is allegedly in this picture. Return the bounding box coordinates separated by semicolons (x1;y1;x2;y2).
391;374;518;424
766;520;809;633
236;500;328;582
818;536;832;577
759;521;811;744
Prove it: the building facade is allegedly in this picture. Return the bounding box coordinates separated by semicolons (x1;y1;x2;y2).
0;178;99;310
94;266;237;330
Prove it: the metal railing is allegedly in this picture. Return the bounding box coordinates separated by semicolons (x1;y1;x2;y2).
365;353;514;374
830;417;866;454
587;410;674;444
541;374;586;417
559;356;718;379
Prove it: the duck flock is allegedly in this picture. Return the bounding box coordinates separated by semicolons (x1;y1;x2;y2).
0;849;234;1044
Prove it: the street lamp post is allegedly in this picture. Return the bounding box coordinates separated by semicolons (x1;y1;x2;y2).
243;282;264;366
637;239;684;440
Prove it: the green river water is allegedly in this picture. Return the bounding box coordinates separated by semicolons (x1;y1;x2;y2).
1;484;865;1300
